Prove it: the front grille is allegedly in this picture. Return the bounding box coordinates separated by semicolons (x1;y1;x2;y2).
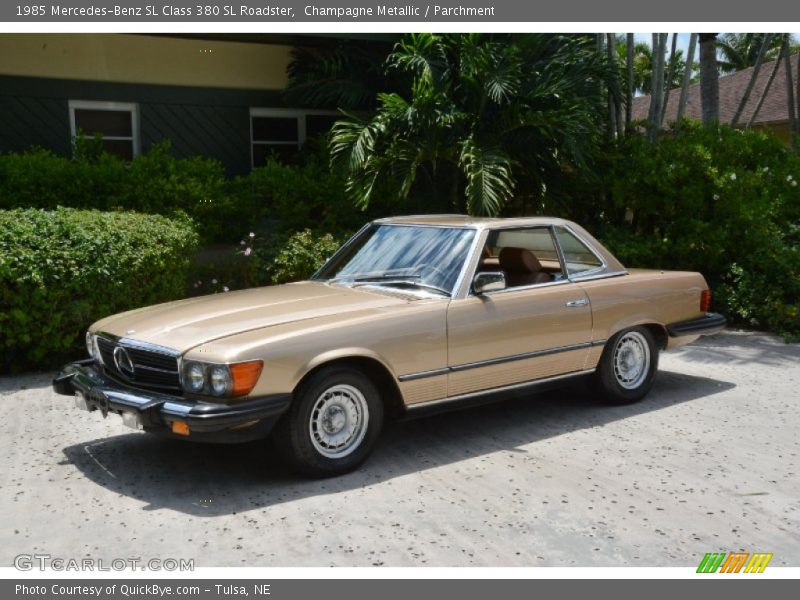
97;336;181;392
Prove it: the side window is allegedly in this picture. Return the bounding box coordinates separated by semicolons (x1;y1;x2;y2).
554;227;603;276
250;108;339;167
69;101;139;161
479;227;565;288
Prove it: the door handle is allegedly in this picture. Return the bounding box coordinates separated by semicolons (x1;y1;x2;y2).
566;299;589;307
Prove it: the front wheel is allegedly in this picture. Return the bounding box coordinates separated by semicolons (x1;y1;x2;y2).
273;366;384;477
594;327;659;404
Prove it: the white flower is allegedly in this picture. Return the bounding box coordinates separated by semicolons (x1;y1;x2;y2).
244;247;252;257
712;194;720;201
792;180;798;187
730;173;737;181
223;286;230;292
211;279;217;284
762;166;769;172
240;240;246;246
249;232;255;238
787;175;794;182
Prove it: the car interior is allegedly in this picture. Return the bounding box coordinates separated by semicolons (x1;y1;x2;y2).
476;227;567;288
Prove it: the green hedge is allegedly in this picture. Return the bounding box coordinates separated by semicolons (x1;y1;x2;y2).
234;155;367;235
591;123;800;340
0;208;198;373
265;229;350;284
0;141;235;242
0;142;374;244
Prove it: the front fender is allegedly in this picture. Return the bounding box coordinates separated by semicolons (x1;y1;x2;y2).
292;347;398;390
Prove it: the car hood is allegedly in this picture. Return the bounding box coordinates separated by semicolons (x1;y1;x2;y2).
92;282;412;353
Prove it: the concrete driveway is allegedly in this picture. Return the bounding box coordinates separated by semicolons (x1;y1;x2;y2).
1;331;798;567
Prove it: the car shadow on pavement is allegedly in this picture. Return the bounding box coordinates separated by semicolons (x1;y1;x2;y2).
670;331;800;368
60;369;735;517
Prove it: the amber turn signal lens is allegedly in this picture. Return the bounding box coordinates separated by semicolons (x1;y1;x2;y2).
230;360;264;397
700;289;712;312
172;421;191;436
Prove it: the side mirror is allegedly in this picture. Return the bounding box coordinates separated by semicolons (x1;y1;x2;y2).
473;271;506;294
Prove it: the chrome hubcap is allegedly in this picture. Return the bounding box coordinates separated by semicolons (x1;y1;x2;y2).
613;331;650;390
309;384;369;458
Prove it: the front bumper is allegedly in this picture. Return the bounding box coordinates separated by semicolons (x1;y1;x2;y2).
667;312;727;337
52;361;291;443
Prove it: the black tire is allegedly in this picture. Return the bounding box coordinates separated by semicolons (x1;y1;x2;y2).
273;365;384;477
594;326;659;404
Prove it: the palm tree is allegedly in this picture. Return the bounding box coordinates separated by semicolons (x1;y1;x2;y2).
676;34;698;127
731;34;774;127
660;33;680;127
618;40;688;96
699;33;720;124
783;38;798;147
625;33;634;129
606;33;623;139
329;34;612;216
647;33;668;140
717;33;784;73
284;41;396;111
748;42;785;128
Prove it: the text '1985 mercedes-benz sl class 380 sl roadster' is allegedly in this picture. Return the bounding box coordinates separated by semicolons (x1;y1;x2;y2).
53;216;726;477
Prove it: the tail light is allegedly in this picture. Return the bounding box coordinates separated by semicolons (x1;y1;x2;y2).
700;289;712;312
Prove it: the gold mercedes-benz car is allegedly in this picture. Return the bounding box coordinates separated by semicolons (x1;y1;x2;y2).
54;216;725;476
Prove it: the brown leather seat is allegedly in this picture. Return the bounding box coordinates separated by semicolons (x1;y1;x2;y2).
498;247;551;287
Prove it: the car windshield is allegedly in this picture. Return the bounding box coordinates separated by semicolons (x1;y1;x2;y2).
314;224;476;296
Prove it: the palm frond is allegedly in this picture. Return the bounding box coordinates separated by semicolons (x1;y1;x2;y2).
459;138;515;216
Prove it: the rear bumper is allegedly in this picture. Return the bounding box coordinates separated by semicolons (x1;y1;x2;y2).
52;361;291;443
667;312;727;338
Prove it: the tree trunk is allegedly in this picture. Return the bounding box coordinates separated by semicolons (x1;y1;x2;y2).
626;33;634;130
676;33;698;129
648;33;667;141
784;40;798;148
659;33;679;128
748;43;784;128
607;33;623;139
596;34;612;140
731;33;773;127
796;49;800;143
647;34;658;127
699;33;719;125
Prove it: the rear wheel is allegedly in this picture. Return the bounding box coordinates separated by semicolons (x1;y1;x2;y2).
274;366;383;477
594;327;658;404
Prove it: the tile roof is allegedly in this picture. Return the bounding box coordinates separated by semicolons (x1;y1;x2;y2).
632;53;800;126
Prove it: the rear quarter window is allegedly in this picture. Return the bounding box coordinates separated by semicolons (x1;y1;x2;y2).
555;228;603;276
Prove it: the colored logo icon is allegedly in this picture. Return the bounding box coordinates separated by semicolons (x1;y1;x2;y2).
697;552;773;573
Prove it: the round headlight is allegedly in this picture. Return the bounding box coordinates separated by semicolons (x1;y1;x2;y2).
85;332;94;359
185;362;205;393
209;365;231;396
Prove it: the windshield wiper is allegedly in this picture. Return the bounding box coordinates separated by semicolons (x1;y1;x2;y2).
350;279;451;297
330;273;420;284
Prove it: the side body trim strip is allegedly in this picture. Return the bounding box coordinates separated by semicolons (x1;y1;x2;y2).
397;339;606;382
404;368;597;412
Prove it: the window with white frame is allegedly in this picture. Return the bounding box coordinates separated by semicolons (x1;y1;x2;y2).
250;108;339;167
69;101;140;161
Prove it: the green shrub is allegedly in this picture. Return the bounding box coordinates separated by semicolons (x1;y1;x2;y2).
0;141;235;242
255;229;350;285
592;123;800;339
0;208;198;373
0;143;375;244
233;154;368;235
0;147;126;211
